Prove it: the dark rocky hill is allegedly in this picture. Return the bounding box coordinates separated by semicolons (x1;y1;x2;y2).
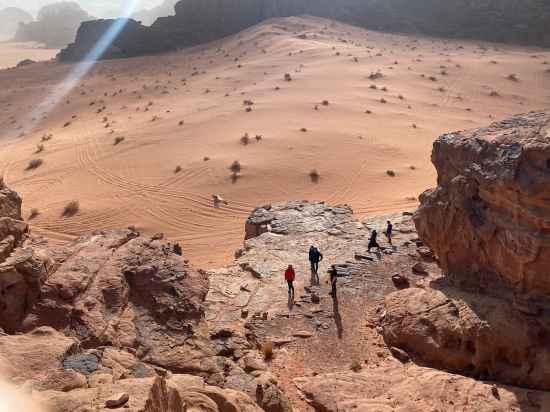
59;0;550;61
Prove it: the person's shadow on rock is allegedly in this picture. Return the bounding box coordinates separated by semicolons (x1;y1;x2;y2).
332;294;343;339
310;269;320;286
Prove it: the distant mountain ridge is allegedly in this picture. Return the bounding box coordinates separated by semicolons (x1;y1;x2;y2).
0;7;33;40
59;0;550;61
0;0;163;17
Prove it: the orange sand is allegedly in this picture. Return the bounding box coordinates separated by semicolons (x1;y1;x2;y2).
0;16;549;267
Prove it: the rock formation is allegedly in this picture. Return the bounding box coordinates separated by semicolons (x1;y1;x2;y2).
0;7;33;41
59;0;550;61
382;111;550;391
0;181;290;411
14;1;94;48
414;111;550;297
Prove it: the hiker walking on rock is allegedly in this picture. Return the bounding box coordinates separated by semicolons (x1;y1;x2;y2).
368;229;381;252
285;264;296;298
308;245;323;274
385;220;393;245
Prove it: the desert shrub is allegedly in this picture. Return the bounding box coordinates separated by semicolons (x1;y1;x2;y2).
261;341;274;360
26;158;43;170
381;86;388;92
386;170;396;177
245;107;252;112
243;99;254;106
322;100;329;106
507;73;519;82
229;160;242;174
63;121;71;127
35;144;44;154
350;360;362;372
284;73;292;81
174;165;182;174
309;169;320;183
28;208;40;220
255;135;262;142
380;98;387;104
114;136;125;145
203;156;210;161
41;134;53;142
368;71;383;80
300;127;308;132
398;94;404;100
63;201;80;217
240;133;251;145
365;109;372;114
428;76;437;82
489;90;500;97
369;84;378;90
179;120;184;126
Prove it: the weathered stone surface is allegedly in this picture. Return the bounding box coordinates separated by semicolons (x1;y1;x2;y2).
294;362;550;412
380;112;550;392
382;287;550;390
414;111;550;297
0;248;49;333
0;326;79;389
21;229;209;365
59;0;550;62
36;375;263;412
0;179;22;220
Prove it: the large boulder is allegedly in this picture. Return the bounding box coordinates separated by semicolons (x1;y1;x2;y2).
0;326;80;390
21;230;209;359
414;111;550;297
381;111;550;391
381;287;550;390
0;179;22;221
294;362;550;411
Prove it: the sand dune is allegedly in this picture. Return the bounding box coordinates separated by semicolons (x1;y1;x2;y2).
0;16;549;267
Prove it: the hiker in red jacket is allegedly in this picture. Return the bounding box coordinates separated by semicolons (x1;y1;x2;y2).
285;264;296;298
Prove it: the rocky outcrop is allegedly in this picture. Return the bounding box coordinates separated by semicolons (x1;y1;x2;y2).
382;287;550;390
14;1;94;48
381;111;550;392
294;362;550;411
0;180;291;411
414;111;550;297
59;0;550;62
0;7;32;41
0;179;49;334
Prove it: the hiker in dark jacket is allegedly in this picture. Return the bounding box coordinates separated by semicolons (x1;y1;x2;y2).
308;246;323;273
385;221;393;245
368;230;381;252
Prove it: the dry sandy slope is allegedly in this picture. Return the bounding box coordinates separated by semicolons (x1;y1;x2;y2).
0;16;549;267
0;42;58;70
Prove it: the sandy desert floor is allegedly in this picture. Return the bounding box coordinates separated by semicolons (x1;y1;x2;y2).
0;16;549;267
0;41;58;70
